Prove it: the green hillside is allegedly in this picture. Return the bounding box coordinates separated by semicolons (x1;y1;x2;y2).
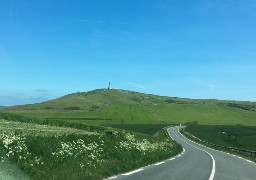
2;89;256;126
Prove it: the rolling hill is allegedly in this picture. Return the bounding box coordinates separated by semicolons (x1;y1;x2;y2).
2;89;256;126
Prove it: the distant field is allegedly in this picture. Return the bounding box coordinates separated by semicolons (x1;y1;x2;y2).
153;103;256;125
185;125;256;151
47;117;112;121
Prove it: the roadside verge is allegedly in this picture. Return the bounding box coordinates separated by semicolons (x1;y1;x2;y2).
180;127;256;164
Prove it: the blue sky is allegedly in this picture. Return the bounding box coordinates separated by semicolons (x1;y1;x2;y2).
1;0;256;105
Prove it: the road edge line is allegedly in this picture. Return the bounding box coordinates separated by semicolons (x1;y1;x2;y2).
122;168;144;176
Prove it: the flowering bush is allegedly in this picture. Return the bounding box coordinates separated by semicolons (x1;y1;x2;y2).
0;131;44;168
52;139;104;168
118;132;172;155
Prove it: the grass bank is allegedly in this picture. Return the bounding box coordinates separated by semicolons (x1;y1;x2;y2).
0;113;182;179
182;125;256;162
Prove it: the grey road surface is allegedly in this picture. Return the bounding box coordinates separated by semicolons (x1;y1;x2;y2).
0;156;30;180
111;126;256;180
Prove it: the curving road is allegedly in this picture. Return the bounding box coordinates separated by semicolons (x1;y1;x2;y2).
110;126;256;180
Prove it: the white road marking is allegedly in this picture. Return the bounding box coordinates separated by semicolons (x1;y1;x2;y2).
122;168;143;176
208;154;216;180
171;128;216;180
155;161;165;166
107;176;117;179
181;148;186;155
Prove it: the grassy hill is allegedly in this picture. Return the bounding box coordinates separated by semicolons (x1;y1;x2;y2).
2;89;256;126
3;89;167;111
0;88;255;176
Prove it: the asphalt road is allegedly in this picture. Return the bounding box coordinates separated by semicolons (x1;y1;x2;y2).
111;126;256;180
0;156;30;180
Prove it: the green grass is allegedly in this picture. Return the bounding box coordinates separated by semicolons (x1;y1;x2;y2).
0;89;256;179
2;89;256;153
1;89;256;176
5;102;256;126
0;118;181;179
2;89;256;126
185;125;256;151
155;103;256;125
